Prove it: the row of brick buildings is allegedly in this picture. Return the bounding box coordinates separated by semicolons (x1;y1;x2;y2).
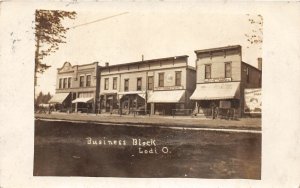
49;45;262;117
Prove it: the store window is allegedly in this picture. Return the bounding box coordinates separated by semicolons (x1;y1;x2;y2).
205;64;211;79
137;77;142;91
148;76;153;90
80;76;84;87
104;78;109;90
175;71;181;86
113;77;117;90
86;75;91;87
225;62;232;78
158;73;164;87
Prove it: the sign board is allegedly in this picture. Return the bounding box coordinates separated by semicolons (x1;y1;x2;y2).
204;77;232;83
244;88;262;114
154;85;184;91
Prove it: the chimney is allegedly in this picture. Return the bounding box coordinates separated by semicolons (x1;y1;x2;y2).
105;62;109;67
257;58;262;71
142;54;144;61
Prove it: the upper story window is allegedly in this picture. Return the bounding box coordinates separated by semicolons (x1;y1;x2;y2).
225;62;232;78
80;76;84;87
137;77;142;91
175;71;182;86
59;78;62;89
86;75;91;87
67;77;71;88
113;77;117;90
205;64;211;79
148;76;153;90
158;73;164;87
124;79;129;91
63;78;67;88
104;78;109;90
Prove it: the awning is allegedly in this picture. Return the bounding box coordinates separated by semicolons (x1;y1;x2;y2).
118;91;146;99
190;82;240;100
147;90;185;103
72;97;94;103
49;93;70;104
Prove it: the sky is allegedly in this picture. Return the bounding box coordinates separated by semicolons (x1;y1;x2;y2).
35;10;262;95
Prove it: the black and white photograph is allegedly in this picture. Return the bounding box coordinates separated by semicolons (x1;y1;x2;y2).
1;1;300;188
33;8;262;179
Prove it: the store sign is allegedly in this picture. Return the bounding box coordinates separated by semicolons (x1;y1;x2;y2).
244;88;262;114
154;86;184;90
204;78;232;83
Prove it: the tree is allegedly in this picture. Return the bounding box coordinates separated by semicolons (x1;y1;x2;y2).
245;14;263;49
35;9;76;85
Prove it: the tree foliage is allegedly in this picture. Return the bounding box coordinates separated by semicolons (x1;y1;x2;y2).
35;10;76;74
245;14;263;48
35;91;52;105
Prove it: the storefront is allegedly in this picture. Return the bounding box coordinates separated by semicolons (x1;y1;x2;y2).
119;91;146;115
72;92;94;113
99;92;118;114
49;92;71;112
147;90;186;115
190;82;241;118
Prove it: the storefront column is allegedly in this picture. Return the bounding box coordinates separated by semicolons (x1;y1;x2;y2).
150;103;154;115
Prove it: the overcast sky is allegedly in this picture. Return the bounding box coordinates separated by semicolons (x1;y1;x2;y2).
35;10;262;95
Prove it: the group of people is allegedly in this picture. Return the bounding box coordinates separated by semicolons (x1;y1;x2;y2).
210;103;235;120
35;103;54;114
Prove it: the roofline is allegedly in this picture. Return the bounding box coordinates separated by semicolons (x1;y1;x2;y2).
194;45;241;54
242;61;261;72
57;61;98;70
100;55;189;68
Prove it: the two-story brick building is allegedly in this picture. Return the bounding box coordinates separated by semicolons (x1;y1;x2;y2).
190;45;261;118
99;56;196;115
49;61;100;113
